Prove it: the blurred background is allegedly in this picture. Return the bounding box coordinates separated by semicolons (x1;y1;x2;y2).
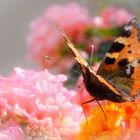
0;0;140;75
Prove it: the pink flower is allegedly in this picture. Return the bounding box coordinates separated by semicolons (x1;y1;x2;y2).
0;68;84;139
93;6;133;28
27;2;92;71
0;121;24;140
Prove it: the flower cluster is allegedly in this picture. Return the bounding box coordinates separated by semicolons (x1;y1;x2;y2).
27;2;92;72
27;2;133;74
0;68;84;139
92;6;133;28
76;102;140;140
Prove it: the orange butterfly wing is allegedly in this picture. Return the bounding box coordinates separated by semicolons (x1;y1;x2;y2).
62;30;137;102
97;18;140;97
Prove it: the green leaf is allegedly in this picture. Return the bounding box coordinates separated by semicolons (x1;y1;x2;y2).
85;26;122;38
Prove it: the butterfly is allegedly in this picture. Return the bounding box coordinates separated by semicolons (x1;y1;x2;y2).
62;18;140;106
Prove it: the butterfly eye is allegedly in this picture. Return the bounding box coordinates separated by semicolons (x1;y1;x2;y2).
77;83;84;92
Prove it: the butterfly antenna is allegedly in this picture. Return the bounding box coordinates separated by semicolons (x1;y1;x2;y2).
45;56;80;74
90;44;95;67
96;99;107;121
46;56;57;64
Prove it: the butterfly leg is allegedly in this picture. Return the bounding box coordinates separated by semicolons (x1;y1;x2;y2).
81;98;107;122
96;100;107;121
82;98;96;105
81;98;95;124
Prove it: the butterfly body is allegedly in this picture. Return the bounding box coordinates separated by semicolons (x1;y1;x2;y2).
63;18;140;103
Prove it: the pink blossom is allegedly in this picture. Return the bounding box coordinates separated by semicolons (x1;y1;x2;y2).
27;2;92;71
93;6;133;28
0;121;24;140
0;68;84;139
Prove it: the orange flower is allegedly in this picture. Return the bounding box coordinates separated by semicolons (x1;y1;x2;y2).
76;101;140;140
